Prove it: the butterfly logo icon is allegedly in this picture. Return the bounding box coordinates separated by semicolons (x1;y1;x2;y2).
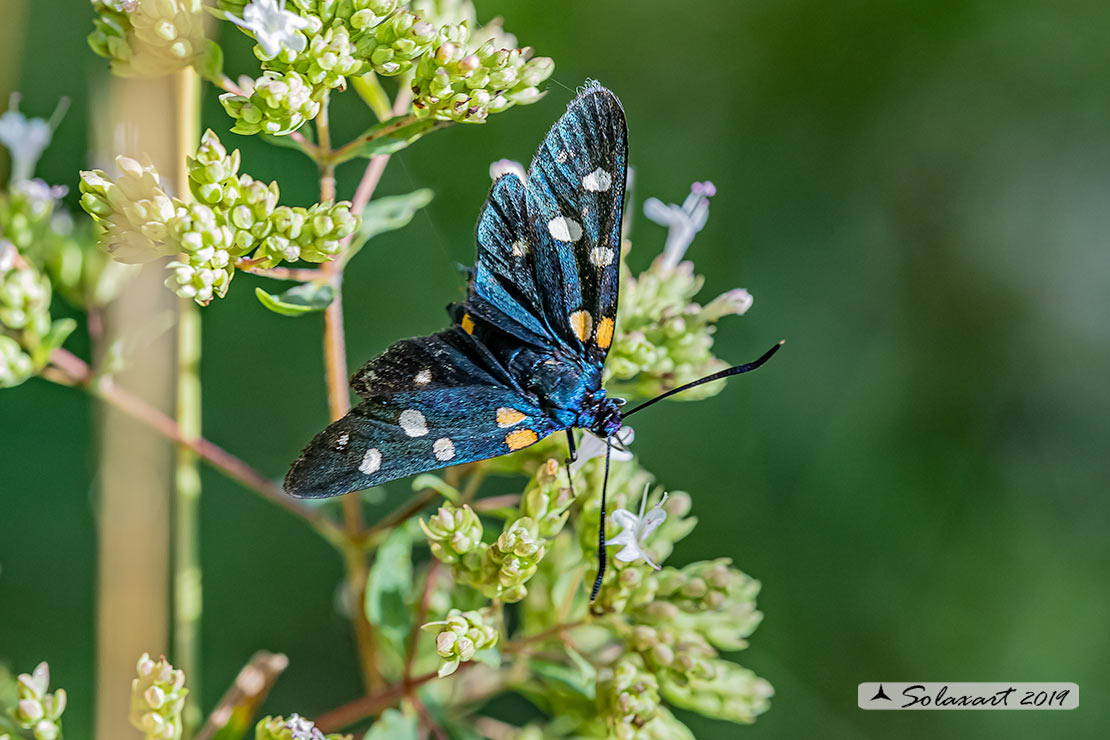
285;82;782;598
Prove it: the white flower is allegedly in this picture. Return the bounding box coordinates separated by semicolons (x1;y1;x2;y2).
570;425;634;475
606;485;668;570
227;0;311;58
284;713;325;740
0;105;53;184
643;180;717;270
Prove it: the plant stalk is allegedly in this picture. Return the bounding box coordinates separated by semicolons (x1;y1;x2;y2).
174;66;203;739
316;91;381;692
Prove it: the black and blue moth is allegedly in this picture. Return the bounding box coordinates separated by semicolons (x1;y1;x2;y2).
286;83;632;498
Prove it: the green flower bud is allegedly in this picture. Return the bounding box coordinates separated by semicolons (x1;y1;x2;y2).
420;502;483;563
129;653;188;740
412;30;553;123
12;662;66;740
422;607;499;677
301;25;364;89
0;260;51;334
0;334;33;388
256;712;347;740
659;659;772;725
220;70;321;136
521;458;573;538
89;0;206;78
597;654;660;740
187;130;244;208
164;203;235;305
358;9;437;76
79;157;178;264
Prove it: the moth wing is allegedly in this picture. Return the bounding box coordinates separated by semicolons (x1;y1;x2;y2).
524;83;628;363
285;330;560;498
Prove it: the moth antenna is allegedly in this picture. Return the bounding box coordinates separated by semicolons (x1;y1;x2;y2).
621;340;784;420
590;438;613;601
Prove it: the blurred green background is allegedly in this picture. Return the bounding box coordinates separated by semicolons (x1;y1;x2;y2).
3;0;1109;738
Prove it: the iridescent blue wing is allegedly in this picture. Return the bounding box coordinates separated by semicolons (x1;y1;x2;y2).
524;83;628;362
284;329;560;499
466;172;554;347
464;84;628;360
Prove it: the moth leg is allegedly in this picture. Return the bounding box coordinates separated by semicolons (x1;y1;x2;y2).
563;429;578;502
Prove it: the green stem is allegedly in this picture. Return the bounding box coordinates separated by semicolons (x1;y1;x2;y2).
174;67;203;740
316;91;381;693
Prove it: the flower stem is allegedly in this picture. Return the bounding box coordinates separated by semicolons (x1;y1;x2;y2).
316;91;381;692
175;66;203;740
46;349;343;543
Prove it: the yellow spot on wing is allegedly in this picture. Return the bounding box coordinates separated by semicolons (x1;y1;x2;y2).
496;407;527;428
596;316;615;349
505;428;538;450
461;313;475;335
569;310;592;342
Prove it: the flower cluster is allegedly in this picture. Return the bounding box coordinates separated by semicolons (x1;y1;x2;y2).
79;131;357;304
10;662;66;740
218;0;553;134
0;235;77;389
421;459;571;602
128;654;188;740
422;607;499;676
605;181;755;401
411;25;554;123
255;713;349;740
88;0;209;77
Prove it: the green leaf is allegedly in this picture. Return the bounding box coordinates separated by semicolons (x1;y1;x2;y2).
261;131;315;155
530;658;595;701
362;709;417;740
364;522;415;650
351;73;394;122
31;318;77;368
472;646;501;670
254;283;336;317
345;189;434;263
194;40;224;84
333;116;442;165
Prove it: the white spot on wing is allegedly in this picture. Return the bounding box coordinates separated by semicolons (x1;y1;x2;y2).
556;150;569;163
548;216;583;243
589;247;614;268
433;437;456;461
399;409;429;437
336;432;349;450
582;168;612;192
414;369;432;385
512;238;529;257
359;448;381;474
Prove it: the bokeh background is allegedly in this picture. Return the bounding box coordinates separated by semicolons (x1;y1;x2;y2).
3;0;1109;738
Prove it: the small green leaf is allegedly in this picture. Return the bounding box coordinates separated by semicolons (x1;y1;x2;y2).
194;40;224;84
472;646;501;670
261;131;315;155
530;658;595;701
333;116;443;165
351;73;394;122
364;523;415;650
254;283;336;317
345;189;434;263
31;318;77;368
411;473;458;503
362;709;417;740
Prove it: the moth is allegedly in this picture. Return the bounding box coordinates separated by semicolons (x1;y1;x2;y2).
285;83;781;596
